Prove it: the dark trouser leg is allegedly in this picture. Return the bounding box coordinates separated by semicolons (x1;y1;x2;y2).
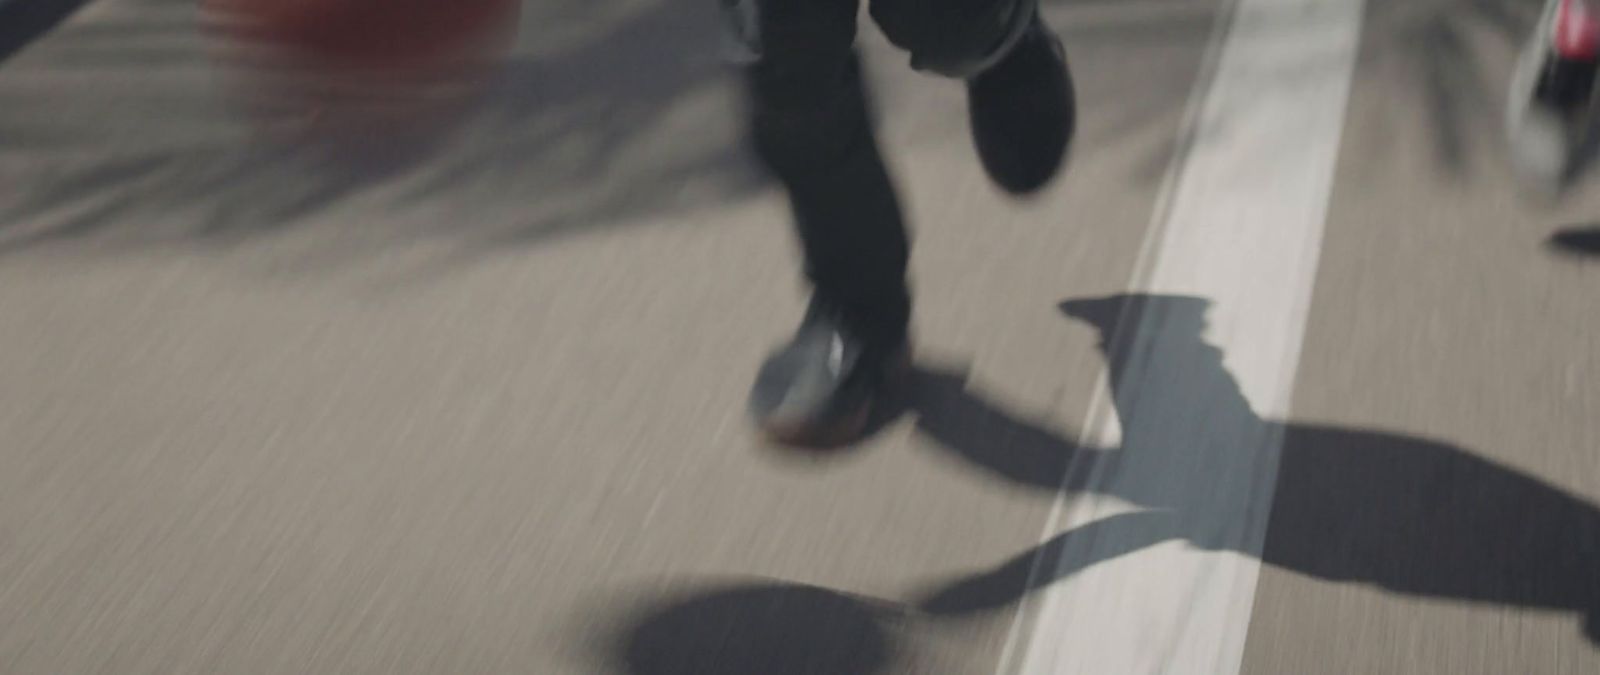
730;0;911;345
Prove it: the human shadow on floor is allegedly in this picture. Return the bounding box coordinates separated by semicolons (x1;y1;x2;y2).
607;293;1600;674
913;294;1600;644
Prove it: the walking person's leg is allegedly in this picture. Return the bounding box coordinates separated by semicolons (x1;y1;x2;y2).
729;0;1076;448
726;0;915;446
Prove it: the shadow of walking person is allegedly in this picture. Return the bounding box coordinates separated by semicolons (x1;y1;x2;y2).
604;294;1600;675
916;294;1600;644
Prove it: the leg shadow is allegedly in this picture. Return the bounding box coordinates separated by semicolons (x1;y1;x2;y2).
913;509;1182;617
906;366;1106;491
1548;224;1600;258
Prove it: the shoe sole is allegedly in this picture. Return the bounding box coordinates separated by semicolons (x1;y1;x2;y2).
756;349;913;450
759;404;874;450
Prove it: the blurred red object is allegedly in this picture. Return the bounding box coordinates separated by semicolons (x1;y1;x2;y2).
204;0;520;72
202;0;521;144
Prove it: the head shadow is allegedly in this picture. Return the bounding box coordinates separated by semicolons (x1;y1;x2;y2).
603;579;908;675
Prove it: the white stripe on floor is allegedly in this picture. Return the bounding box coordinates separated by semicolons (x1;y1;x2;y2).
1001;0;1366;672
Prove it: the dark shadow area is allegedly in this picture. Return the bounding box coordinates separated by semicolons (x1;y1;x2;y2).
1549;224;1600;257
0;0;97;64
610;581;904;675
910;294;1600;644
908;367;1098;492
